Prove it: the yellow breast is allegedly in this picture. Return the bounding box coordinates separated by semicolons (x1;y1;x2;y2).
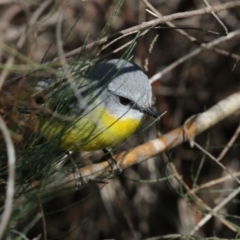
41;106;143;151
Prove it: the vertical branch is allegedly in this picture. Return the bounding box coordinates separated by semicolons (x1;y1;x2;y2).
0;117;16;238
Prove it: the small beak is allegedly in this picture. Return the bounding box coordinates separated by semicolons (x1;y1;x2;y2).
143;107;158;119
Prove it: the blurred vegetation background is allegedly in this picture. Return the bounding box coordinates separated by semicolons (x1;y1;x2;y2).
0;0;240;239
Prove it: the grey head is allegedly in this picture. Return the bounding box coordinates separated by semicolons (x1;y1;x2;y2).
83;59;158;120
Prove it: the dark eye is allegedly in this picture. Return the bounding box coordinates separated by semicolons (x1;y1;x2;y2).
35;96;45;104
119;96;131;106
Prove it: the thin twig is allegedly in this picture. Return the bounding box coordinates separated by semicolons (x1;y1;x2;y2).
0;0;53;89
149;29;240;83
183;117;240;186
192;171;240;194
142;0;239;84
169;162;237;232
216;123;240;162
54;1;240;62
202;0;228;35
190;186;240;235
0;116;16;238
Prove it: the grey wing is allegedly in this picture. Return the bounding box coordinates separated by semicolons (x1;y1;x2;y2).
33;72;96;117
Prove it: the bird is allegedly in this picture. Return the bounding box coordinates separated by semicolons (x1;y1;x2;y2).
38;59;158;152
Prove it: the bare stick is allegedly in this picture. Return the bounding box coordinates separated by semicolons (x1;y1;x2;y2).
54;1;240;61
190;186;240;235
149;30;240;84
191;171;240;194
169;162;237;232
202;0;228;35
216;123;240;162
0;116;16;238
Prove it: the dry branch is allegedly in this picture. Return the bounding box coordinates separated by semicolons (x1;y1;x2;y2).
31;91;240;193
58;0;240;61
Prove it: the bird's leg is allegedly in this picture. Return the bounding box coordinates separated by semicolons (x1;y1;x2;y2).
67;152;87;188
102;149;122;176
67;152;109;185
